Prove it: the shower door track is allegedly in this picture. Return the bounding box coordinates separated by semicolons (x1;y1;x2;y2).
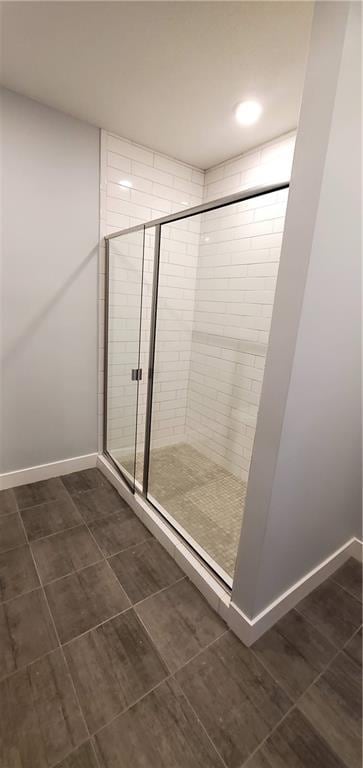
103;180;290;589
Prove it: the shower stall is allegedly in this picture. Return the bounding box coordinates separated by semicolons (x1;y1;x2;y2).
103;182;289;587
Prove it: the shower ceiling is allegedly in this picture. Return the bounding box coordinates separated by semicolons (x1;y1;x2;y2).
0;1;313;168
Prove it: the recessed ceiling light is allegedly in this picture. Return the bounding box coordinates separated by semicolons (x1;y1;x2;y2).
235;100;262;126
119;179;132;188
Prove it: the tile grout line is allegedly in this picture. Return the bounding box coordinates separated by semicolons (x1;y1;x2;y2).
173;676;229;768
30;500;147;546
14;474;232;762
247;608;342;699
132;574;187;609
0;582;41;608
15;504;92;742
62;481;136;608
131;597;231;766
9;475;361;767
61;605;132;648
91;629;230;746
48;737;101;768
62;479;193;613
34;556;105;590
238;620;363;767
329;574;362;604
91;673;174;742
293;596;361;648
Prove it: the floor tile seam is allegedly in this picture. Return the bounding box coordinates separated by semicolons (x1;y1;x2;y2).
40;555;123;594
131;593;200;678
80;508;139;528
248;617;338;701
77;516;134;609
36;555;105;589
0;537;30;557
15;504;92;741
36;486;130;597
251;617;361;715
248;643;299;703
91;672;175;741
223;624;361;768
60;575;217;651
237;701;300;768
16;492;71;513
0;642;60;686
242;625;363;767
48;736;101;768
172;675;229;768
0;583;42;608
28;521;90;545
99;529;154;560
60;477;113;500
131;575;187;609
0;509;21;521
107;531;170;560
328;575;363;605
169;627;230;676
133;576;229;676
293;603;344;650
61;605;134;648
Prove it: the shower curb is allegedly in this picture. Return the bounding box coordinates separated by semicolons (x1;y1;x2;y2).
97;453;363;646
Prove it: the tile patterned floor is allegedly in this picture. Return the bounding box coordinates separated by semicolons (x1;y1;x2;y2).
121;442;247;577
0;469;361;768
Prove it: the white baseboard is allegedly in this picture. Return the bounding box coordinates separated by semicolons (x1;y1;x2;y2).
349;536;363;562
227;536;363;646
0;452;98;490
97;454;362;647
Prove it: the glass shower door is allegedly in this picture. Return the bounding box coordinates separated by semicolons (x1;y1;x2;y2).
104;227;145;490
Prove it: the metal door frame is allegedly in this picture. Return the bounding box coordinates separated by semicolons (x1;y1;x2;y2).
103;181;289;585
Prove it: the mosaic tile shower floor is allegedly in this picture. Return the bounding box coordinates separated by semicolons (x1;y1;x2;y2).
120;443;247;578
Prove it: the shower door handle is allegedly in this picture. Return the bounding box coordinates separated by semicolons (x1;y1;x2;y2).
131;368;142;382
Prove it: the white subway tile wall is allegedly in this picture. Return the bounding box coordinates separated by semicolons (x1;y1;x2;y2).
99;131;204;472
99;130;295;485
185;133;294;478
186;134;294;478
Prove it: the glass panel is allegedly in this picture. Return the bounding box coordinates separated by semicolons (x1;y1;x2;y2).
105;227;145;489
147;189;288;583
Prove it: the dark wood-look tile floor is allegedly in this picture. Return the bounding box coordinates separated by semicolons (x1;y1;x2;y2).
89;511;151;557
295;577;362;648
0;589;58;678
0;469;361;768
0;544;40;601
71;484;130;523
45;560;131;643
31;524;103;584
109;537;184;603
21;496;82;541
136;578;226;672
94;678;224;768
0;488;17;516
253;608;336;700
64;609;168;732
176;630;292;768
54;742;100;768
0;512;27;552
244;708;347;768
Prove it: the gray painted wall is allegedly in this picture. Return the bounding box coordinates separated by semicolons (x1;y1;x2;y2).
233;1;361;616
1;88;100;473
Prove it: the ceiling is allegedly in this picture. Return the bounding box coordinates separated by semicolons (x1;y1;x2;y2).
0;1;313;169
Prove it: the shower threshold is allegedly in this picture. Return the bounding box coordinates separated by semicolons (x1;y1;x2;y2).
115;443;247;582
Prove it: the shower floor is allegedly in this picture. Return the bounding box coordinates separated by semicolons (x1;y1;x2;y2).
120;443;247;579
